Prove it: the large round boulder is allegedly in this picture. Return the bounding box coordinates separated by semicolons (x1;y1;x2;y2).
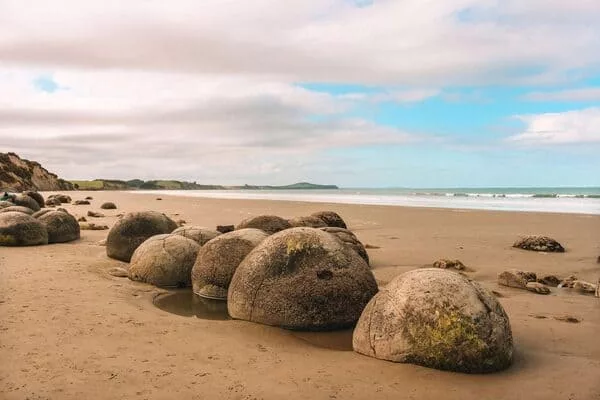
0;211;48;246
228;227;378;330
106;211;178;262
0;206;34;215
320;226;369;265
128;234;200;288
235;215;291;235
353;268;513;373
38;211;80;243
310;211;347;229
171;226;221;246
192;229;268;300
12;194;41;212
287;216;327;228
23;191;45;209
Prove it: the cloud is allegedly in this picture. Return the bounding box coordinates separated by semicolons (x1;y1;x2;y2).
508;107;600;144
522;87;600;102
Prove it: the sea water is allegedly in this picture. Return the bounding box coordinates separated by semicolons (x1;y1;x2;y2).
133;187;600;215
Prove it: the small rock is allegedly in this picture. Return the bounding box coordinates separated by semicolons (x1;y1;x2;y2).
108;267;128;278
525;282;551;295
498;269;537;289
365;244;380;249
572;280;596;294
554;315;580;323
513;235;565;252
78;216;87;222
432;259;466;271
85;196;93;200
216;225;234;234
101;202;117;210
80;222;109;230
73;200;90;205
87;211;105;218
557;275;578;288
537;275;561;287
156;198;162;201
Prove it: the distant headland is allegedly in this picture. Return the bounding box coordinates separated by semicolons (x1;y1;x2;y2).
70;179;339;191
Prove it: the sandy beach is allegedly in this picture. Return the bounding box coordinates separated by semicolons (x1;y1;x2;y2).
1;191;599;400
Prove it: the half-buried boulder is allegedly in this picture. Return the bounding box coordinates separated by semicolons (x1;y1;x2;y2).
100;202;117;210
12;194;41;212
192;229;268;300
128;234;200;288
353;268;513;373
310;211;347;229
513;235;565;252
0;206;34;215
320;226;369;265
235;215;291;235
106;211;178;262
287;216;327;228
38;211;80;243
228;227;378;330
45;197;61;207
23;191;45;209
171;226;221;246
0;211;48;246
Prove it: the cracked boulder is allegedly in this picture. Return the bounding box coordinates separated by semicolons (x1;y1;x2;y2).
310;211;347;229
106;211;178;262
353;268;513;373
171;226;221;246
38;210;80;243
228;227;377;330
320;226;369;265
235;215;291;235
128;234;200;288
192;229;268;300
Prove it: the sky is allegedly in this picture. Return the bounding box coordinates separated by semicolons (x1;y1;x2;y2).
0;0;599;188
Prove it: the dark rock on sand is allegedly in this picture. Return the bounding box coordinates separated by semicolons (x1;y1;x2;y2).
129;234;200;288
352;268;513;373
85;196;93;200
73;200;90;205
79;222;108;230
45;197;61;207
23;191;45;209
106;211;178;262
432;259;466;271
320;226;369;265
77;216;87;222
513;235;565;252
228;227;377;330
498;269;536;289
171;226;221;246
100;202;117;210
236;215;291;235
0;206;35;215
87;211;105;218
38;211;80;243
216;225;234;234
47;194;71;204
537;275;561;287
310;211;347;229
0;211;49;246
12;194;41;212
192;229;268;300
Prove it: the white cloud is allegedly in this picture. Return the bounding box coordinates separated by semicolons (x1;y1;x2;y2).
508;107;600;144
522;88;600;102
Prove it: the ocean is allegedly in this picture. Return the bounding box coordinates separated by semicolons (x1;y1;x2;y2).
133;187;600;215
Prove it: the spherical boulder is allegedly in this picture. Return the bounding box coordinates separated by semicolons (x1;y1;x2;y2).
288;216;327;228
23;191;45;209
128;234;200;288
320;226;369;265
353;268;513;373
12;194;41;212
192;229;268;300
47;194;71;204
106;211;178;262
228;227;378;330
513;235;565;252
0;211;48;246
38;211;80;243
100;202;117;210
235;215;291;235
0;206;34;215
171;226;221;246
310;211;347;229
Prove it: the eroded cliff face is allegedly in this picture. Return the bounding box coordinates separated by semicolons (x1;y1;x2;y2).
0;152;74;191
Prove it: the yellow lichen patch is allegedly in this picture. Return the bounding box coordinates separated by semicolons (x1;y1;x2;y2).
0;233;17;245
286;237;318;255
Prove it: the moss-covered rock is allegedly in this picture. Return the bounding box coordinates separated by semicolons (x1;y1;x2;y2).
228;227;377;330
235;215;291;235
106;211;178;262
310;211;347;229
38;211;80;243
192;228;268;300
0;211;48;246
129;234;200;288
171;226;221;246
353;268;513;373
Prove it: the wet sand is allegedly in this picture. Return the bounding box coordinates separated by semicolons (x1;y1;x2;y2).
1;191;599;400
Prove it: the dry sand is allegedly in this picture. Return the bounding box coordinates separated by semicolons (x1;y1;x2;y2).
1;191;599;400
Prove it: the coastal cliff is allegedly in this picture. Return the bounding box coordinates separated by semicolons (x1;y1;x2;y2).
0;152;74;191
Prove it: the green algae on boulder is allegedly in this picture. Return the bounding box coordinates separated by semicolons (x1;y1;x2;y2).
228;227;377;330
352;268;513;373
0;211;48;246
37;211;80;243
106;211;178;262
192;228;268;300
129;234;200;288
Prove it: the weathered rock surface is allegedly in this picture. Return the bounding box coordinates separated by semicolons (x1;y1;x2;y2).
235;215;291;235
216;225;234;234
525;282;551;295
572;280;597;294
432;259;466;271
497;269;536;289
80;222;108;230
38;211;80;243
100;202;117;210
0;211;49;246
12;194;41;212
192;229;268;300
0;206;35;215
228;227;377;330
537;275;561;287
87;211;105;218
45;197;61;207
320;226;369;265
310;211;347;229
288;216;327;228
513;235;565;252
73;200;90;205
129;234;200;288
106;211;178;262
171;226;221;246
32;209;53;219
23;191;45;208
47;194;71;204
353;268;514;373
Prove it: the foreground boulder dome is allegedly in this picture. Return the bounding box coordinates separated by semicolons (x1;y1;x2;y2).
0;211;48;246
129;234;200;288
106;211;178;262
38;211;80;243
353;268;513;373
310;211;347;229
228;227;378;330
513;235;565;252
235;215;291;235
192;229;268;300
172;226;221;246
